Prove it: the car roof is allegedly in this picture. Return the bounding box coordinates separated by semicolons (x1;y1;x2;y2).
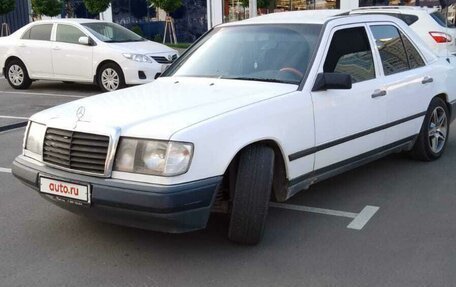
220;10;343;26
29;18;109;25
219;10;409;26
351;6;438;14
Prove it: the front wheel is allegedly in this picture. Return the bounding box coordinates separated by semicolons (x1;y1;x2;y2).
411;97;450;161
5;59;32;90
97;63;125;92
228;145;275;245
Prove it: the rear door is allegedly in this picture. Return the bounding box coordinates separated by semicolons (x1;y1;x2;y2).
17;24;54;78
311;24;387;171
369;24;434;144
51;24;94;81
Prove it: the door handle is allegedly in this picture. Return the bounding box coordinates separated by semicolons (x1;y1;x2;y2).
52;46;61;50
18;43;26;48
371;89;387;98
422;76;433;84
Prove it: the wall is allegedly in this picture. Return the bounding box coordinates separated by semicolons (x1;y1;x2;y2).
0;0;30;34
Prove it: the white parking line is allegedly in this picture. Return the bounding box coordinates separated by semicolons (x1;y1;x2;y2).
0;115;29;120
0;167;11;173
270;202;379;230
270;202;357;218
0;90;85;98
347;206;379;230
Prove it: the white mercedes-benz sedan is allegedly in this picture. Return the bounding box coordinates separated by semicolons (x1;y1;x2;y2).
12;11;456;244
0;19;178;92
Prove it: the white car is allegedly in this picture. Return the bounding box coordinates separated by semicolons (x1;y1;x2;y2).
0;19;178;92
348;7;456;57
12;11;456;244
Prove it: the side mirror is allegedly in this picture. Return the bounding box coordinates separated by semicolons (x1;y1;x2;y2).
78;36;89;45
312;72;352;91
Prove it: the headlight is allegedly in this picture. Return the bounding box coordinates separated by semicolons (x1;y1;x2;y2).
25;122;46;155
122;53;153;63
114;138;193;176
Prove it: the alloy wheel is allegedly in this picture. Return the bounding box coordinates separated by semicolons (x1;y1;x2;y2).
428;106;448;154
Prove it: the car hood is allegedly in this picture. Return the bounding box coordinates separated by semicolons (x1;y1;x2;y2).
106;40;177;55
31;77;297;140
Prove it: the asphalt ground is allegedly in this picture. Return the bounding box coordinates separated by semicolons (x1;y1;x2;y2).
0;78;455;286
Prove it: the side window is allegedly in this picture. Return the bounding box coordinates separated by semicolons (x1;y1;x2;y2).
370;25;409;76
27;24;53;41
400;33;425;69
400;14;419;26
56;25;86;44
323;27;375;84
21;29;31;39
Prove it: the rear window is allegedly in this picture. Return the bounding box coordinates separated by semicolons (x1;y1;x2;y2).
430;11;455;28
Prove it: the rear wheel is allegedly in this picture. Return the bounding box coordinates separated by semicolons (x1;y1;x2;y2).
411;97;449;161
228;145;275;245
97;63;125;92
5;59;32;90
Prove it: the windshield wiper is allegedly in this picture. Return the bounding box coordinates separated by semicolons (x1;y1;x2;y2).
104;39;145;43
221;77;298;85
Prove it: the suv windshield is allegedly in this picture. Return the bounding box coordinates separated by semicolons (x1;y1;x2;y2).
164;24;322;85
81;22;145;42
430;11;455;28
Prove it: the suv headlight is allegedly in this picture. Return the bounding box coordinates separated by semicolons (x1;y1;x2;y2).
25;122;46;155
122;53;153;63
114;138;193;176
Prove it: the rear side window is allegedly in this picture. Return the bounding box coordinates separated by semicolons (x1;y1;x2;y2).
401;33;425;69
371;25;409;76
400;14;419;26
430;11;455;28
56;24;86;44
323;27;375;83
22;24;53;41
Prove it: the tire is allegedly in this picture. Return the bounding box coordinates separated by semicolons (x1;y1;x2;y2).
5;59;32;90
97;63;126;92
411;97;450;161
228;145;275;245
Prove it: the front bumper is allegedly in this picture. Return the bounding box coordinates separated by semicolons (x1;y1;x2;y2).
12;155;222;233
120;60;167;85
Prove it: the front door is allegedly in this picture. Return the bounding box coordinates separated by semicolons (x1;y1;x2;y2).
311;24;388;171
51;24;93;82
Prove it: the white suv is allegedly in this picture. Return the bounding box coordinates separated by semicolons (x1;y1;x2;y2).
349;7;456;56
0;19;178;92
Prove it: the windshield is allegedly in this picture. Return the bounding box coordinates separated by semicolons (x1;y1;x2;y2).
164;24;322;85
81;22;145;42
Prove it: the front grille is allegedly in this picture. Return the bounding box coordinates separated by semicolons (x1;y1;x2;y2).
43;128;110;174
150;54;177;64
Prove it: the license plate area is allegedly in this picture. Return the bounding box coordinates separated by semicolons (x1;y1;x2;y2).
39;176;91;205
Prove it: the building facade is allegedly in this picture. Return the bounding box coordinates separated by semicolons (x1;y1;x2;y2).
207;0;444;29
0;0;31;35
